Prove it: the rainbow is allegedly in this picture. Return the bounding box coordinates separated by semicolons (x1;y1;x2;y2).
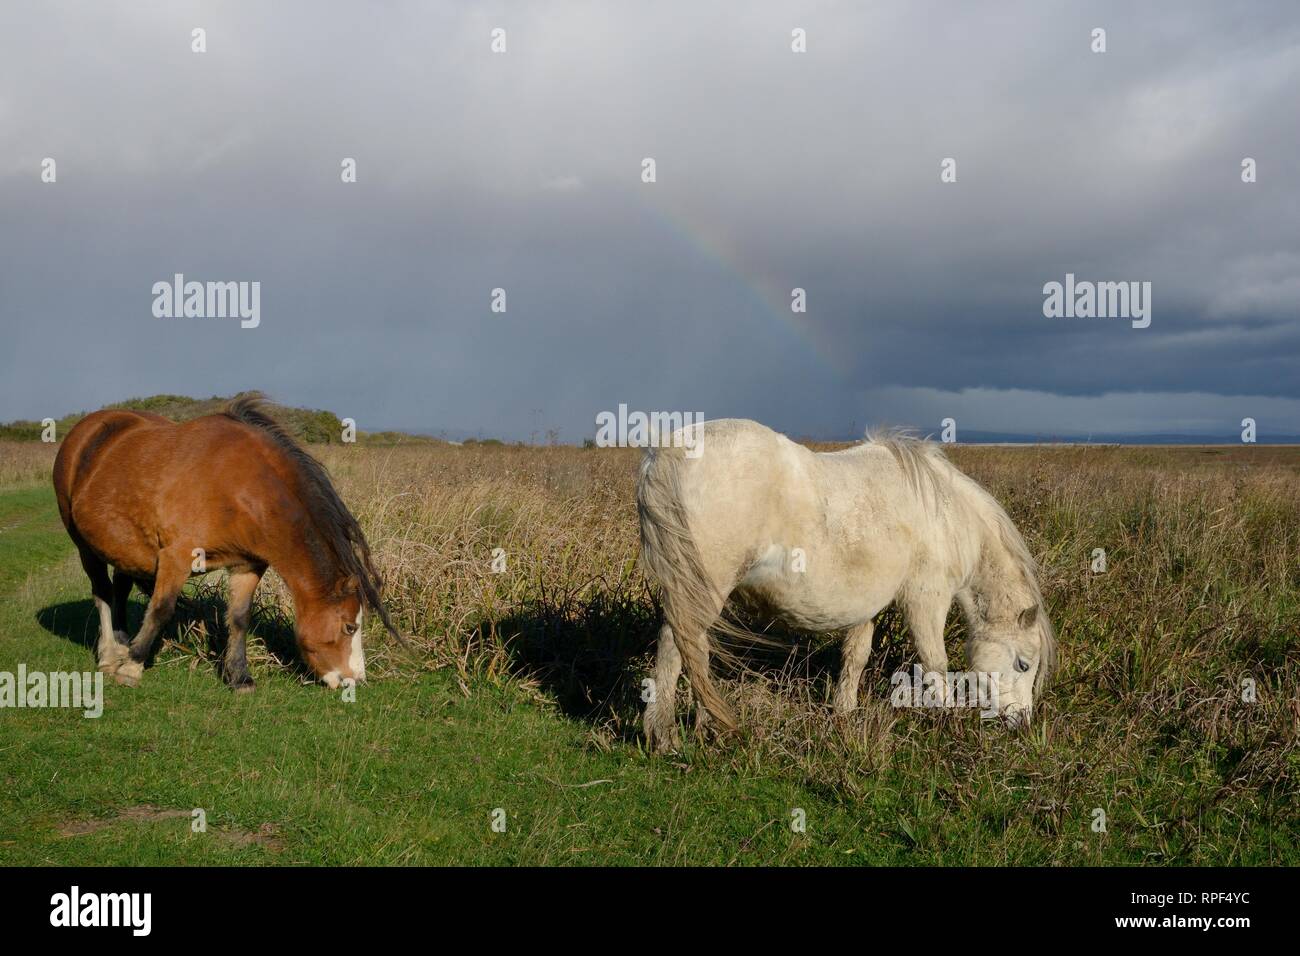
633;191;851;376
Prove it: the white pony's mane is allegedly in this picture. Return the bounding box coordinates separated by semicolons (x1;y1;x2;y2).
864;429;1058;690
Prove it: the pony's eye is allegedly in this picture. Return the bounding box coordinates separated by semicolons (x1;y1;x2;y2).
1015;657;1031;673
343;622;358;636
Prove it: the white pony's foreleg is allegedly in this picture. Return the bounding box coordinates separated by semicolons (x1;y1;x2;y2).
833;619;875;714
644;624;683;752
904;592;952;693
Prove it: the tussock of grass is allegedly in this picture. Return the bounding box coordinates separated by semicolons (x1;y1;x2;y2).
0;442;57;491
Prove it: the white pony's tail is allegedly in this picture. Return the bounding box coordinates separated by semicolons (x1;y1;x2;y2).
636;446;737;730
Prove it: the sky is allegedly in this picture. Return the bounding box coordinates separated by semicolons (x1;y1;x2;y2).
2;1;1298;441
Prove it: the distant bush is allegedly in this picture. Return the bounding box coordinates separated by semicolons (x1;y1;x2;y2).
363;430;438;445
0;421;48;442
293;409;345;444
0;393;437;446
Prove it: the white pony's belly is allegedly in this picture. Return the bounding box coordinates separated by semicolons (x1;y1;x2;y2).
735;544;893;631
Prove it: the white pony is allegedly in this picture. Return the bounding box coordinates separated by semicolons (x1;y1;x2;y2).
636;418;1057;752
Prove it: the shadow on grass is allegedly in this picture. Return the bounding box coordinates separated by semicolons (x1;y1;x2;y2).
35;579;308;684
480;590;921;740
480;591;659;738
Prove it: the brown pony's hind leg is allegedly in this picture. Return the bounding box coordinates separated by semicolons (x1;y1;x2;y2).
111;570;133;646
115;547;191;687
76;547;129;675
221;566;264;693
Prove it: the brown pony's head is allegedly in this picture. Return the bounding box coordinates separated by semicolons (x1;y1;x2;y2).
222;394;408;688
297;575;367;687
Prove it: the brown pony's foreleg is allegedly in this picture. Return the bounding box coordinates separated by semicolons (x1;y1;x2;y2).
78;547;129;675
115;547;191;687
222;566;264;692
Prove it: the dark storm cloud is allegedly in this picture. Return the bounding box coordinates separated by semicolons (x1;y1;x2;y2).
2;1;1298;439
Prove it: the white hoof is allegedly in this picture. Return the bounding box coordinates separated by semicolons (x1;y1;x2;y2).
644;713;682;754
97;642;129;674
114;660;144;687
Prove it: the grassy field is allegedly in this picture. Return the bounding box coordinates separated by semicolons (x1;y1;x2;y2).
0;439;1296;865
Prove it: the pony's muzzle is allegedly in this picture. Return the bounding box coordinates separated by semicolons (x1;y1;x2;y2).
319;671;364;689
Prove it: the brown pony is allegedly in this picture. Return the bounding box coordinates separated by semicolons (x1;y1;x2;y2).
52;394;403;690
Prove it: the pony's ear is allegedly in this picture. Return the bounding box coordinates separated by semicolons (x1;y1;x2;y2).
1018;604;1038;629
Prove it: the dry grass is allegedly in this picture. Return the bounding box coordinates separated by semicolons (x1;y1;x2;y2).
0;442;57;491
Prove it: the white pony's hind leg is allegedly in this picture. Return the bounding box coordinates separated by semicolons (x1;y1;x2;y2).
672;617;735;735
833;619;875;714
644;624;683;752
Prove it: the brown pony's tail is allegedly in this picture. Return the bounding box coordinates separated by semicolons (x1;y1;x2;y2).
222;392;410;651
636;446;737;731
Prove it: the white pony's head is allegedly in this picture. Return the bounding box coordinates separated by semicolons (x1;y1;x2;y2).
877;429;1059;726
967;601;1055;726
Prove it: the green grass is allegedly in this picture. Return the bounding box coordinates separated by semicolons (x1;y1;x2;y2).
1;478;1294;866
0;488;69;595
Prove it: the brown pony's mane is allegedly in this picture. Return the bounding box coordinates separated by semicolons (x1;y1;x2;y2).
222;393;405;646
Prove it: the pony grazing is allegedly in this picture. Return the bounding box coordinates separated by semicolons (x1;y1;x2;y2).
52;394;403;690
637;419;1057;752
